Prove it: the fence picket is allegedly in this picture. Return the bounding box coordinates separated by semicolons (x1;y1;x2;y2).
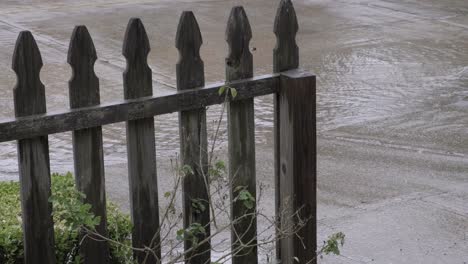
175;11;210;264
274;1;317;262
225;6;258;264
68;25;110;263
122;18;161;263
12;31;56;264
0;8;315;264
273;0;300;260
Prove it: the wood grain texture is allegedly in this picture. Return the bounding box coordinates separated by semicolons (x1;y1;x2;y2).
68;25;110;263
273;0;299;73
279;70;316;264
273;0;299;260
12;31;56;264
176;11;210;263
226;6;257;264
123;18;160;263
0;74;279;143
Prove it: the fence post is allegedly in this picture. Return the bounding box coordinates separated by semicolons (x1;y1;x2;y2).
226;6;258;264
175;11;210;263
12;31;56;264
122;18;161;263
278;69;317;263
273;0;300;261
68;25;110;263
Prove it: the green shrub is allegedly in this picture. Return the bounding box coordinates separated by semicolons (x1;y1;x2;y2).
0;172;133;263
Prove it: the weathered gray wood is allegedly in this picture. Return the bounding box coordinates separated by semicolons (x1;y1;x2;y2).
123;18;160;263
68;25;109;263
273;0;299;73
0;74;279;143
226;6;257;264
273;0;299;260
278;70;316;263
12;31;56;264
176;11;210;263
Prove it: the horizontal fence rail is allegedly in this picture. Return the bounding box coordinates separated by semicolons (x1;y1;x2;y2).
0;0;317;263
0;74;279;143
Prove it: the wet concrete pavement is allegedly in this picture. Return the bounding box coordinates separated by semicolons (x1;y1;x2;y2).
0;0;467;263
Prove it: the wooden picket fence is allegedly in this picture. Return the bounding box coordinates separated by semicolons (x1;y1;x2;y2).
0;0;316;263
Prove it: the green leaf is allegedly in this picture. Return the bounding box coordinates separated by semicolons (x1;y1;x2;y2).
181;165;194;176
237;189;255;209
215;160;226;171
176;229;185;241
218;86;227;96
322;232;345;256
230;87;238;98
191;199;206;214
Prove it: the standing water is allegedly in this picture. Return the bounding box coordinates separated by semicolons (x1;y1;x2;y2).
0;0;466;178
0;0;467;262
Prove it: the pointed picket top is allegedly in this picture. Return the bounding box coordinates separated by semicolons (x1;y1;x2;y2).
226;6;253;81
175;11;202;59
68;25;100;108
274;0;298;35
175;11;204;90
122;18;152;99
123;18;150;62
68;26;97;66
12;31;46;117
273;0;299;72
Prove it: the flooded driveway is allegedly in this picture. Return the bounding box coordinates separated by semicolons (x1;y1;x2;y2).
0;0;467;263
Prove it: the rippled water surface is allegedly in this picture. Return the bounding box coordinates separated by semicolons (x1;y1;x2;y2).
0;0;467;178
